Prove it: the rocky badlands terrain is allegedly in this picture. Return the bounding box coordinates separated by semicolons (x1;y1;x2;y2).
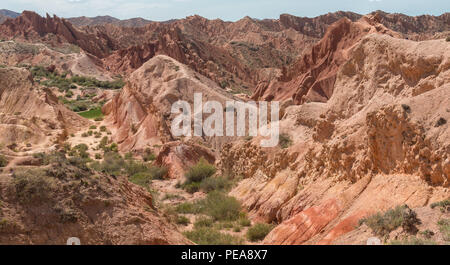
0;9;449;245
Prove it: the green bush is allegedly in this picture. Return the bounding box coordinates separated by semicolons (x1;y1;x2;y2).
128;172;153;188
176;215;190;226
389;236;437;245
200;176;232;193
183;182;201;194
203;191;241;221
279;133;292;149
359;205;420;237
185;158;216;184
194;217;214;228
437;219;450;241
175;192;241;221
246;223;273;242
430;199;450;212
147;165;168;180
183;227;242;245
238;217;251;227
175;202;204;214
13;169;55;204
0;155;8;167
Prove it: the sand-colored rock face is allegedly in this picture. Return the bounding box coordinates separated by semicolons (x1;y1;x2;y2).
104;55;238;153
0;67;89;148
0;11;111;58
222;33;449;244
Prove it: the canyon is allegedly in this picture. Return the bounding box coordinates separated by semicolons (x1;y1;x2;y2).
0;9;448;245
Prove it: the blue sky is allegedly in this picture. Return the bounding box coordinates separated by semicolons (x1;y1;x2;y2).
2;0;449;21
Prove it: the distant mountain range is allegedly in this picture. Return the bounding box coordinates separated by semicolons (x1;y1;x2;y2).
0;9;20;23
0;9;158;27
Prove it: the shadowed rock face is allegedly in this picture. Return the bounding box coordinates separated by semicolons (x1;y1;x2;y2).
251;15;402;104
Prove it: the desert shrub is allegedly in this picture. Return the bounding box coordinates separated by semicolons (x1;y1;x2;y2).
389;236;437;245
175;192;241;221
124;160;148;176
437;219;450;241
238;215;251;227
202;191;241;221
183;227;242;245
430;199;450;212
183;182;201;194
435;117;447;127
194;217;214;228
246;223;273;242
12;169;55;204
147;165;168;180
143;150;156;162
95;152;126;176
65;90;73;98
95;153;102;160
89;125;97;130
233;226;241;232
0;155;8;167
185;158;216;184
401;104;411;113
279;133;292;149
446;36;450;42
175;201;204;214
176;215;190;226
420;229;434;239
200;176;232;193
72;144;89;158
99;126;107;132
128;172;153;188
359;205;420;237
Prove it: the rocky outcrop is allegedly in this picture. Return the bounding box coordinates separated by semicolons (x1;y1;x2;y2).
251;15;401;104
0;11;113;58
0;159;190;244
103;55;239;155
156;141;216;179
0;67;89;149
220;33;450;244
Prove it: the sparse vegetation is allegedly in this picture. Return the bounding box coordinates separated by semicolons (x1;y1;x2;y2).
401;104;411;113
185;158;216;184
12;169;55;204
246;223;274;242
183;227;242;245
0;154;8;167
389;236;437;245
359;205;420;237
435;117;447;127
199;176;232;193
175;192;241;221
430;199;450;212
194;216;214;228
437;219;450;241
279;133;292;149
176;215;190;226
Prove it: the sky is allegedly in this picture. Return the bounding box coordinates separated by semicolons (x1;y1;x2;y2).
1;0;449;21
